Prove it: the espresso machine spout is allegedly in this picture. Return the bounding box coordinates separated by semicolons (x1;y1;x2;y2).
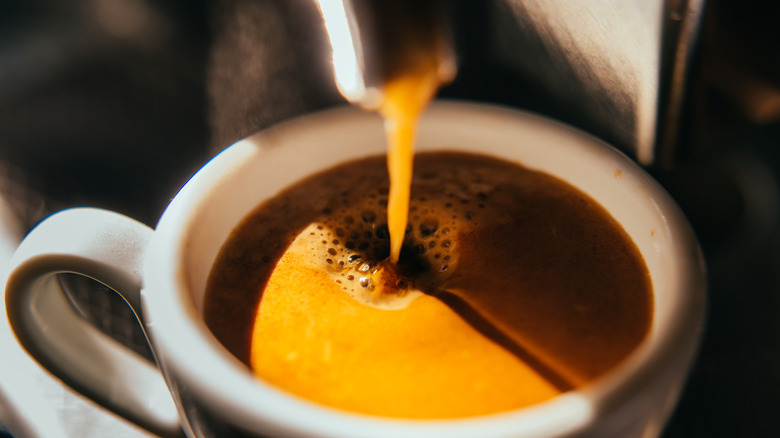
313;0;456;110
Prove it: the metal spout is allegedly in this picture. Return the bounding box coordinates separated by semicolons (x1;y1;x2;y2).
314;0;456;109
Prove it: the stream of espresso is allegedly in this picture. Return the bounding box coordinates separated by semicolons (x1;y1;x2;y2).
379;55;444;264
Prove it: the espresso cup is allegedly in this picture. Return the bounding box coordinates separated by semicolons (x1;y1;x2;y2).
3;102;706;437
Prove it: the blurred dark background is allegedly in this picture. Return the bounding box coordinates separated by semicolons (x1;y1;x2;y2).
0;0;778;437
0;0;212;227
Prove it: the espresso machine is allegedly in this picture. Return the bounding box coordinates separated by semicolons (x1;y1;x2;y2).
1;0;779;436
209;0;702;167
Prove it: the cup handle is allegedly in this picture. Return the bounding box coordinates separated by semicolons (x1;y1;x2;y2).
4;208;182;437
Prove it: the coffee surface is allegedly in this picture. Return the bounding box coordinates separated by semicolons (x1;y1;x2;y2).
203;151;652;418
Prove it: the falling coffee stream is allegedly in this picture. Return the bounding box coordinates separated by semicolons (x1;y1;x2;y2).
379;66;442;264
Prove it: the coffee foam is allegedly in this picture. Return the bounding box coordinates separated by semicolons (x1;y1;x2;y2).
287;171;499;310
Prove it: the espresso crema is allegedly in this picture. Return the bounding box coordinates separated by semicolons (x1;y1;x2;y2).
204;151;652;419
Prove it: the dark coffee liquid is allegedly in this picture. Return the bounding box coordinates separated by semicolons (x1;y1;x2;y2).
204;151;652;416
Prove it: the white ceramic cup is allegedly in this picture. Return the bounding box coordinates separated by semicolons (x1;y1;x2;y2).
4;102;706;438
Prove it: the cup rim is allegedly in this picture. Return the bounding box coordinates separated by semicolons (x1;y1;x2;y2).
143;101;706;438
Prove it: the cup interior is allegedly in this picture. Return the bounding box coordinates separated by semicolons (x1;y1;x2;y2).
147;101;705;438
